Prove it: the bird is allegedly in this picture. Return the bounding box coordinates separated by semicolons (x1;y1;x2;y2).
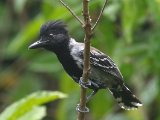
29;20;142;110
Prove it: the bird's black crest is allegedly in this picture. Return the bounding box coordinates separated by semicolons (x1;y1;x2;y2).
40;20;67;35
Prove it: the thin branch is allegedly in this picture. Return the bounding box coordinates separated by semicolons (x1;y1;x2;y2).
59;0;106;120
59;0;84;25
77;0;92;120
92;0;108;31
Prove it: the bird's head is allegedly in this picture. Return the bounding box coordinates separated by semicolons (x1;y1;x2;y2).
29;20;69;52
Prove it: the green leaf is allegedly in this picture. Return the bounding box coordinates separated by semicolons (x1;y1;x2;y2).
18;106;46;120
0;91;67;120
14;0;27;14
104;1;121;21
147;0;160;21
6;15;44;57
122;0;147;44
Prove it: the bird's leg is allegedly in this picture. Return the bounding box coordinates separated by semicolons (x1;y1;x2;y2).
76;77;92;113
79;77;91;88
76;90;98;113
86;89;98;103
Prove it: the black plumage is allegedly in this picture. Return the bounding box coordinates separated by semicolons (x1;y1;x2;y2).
29;20;142;110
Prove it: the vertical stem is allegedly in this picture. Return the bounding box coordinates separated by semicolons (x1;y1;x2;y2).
77;0;92;120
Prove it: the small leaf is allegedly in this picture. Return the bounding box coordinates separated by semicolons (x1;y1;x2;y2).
18;106;46;120
0;91;67;120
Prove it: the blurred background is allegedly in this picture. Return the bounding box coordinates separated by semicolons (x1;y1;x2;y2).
0;0;160;120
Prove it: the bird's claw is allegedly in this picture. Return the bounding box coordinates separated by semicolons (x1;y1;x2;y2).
76;104;89;113
79;77;91;88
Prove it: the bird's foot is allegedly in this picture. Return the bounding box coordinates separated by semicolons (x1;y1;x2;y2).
76;104;89;113
79;77;91;88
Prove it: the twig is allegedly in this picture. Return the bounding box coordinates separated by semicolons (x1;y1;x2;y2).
77;0;92;120
92;0;108;31
58;0;107;119
59;0;84;25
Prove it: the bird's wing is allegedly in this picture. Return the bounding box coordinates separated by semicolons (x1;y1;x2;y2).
88;47;123;80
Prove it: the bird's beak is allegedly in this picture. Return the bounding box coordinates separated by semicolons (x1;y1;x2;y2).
28;38;49;49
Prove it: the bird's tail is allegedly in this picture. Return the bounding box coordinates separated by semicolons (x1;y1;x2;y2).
108;84;142;110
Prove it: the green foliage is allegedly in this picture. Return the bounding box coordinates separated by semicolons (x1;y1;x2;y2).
0;91;67;120
0;0;160;120
6;15;44;57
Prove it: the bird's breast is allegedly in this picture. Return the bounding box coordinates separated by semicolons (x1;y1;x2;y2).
57;53;83;80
